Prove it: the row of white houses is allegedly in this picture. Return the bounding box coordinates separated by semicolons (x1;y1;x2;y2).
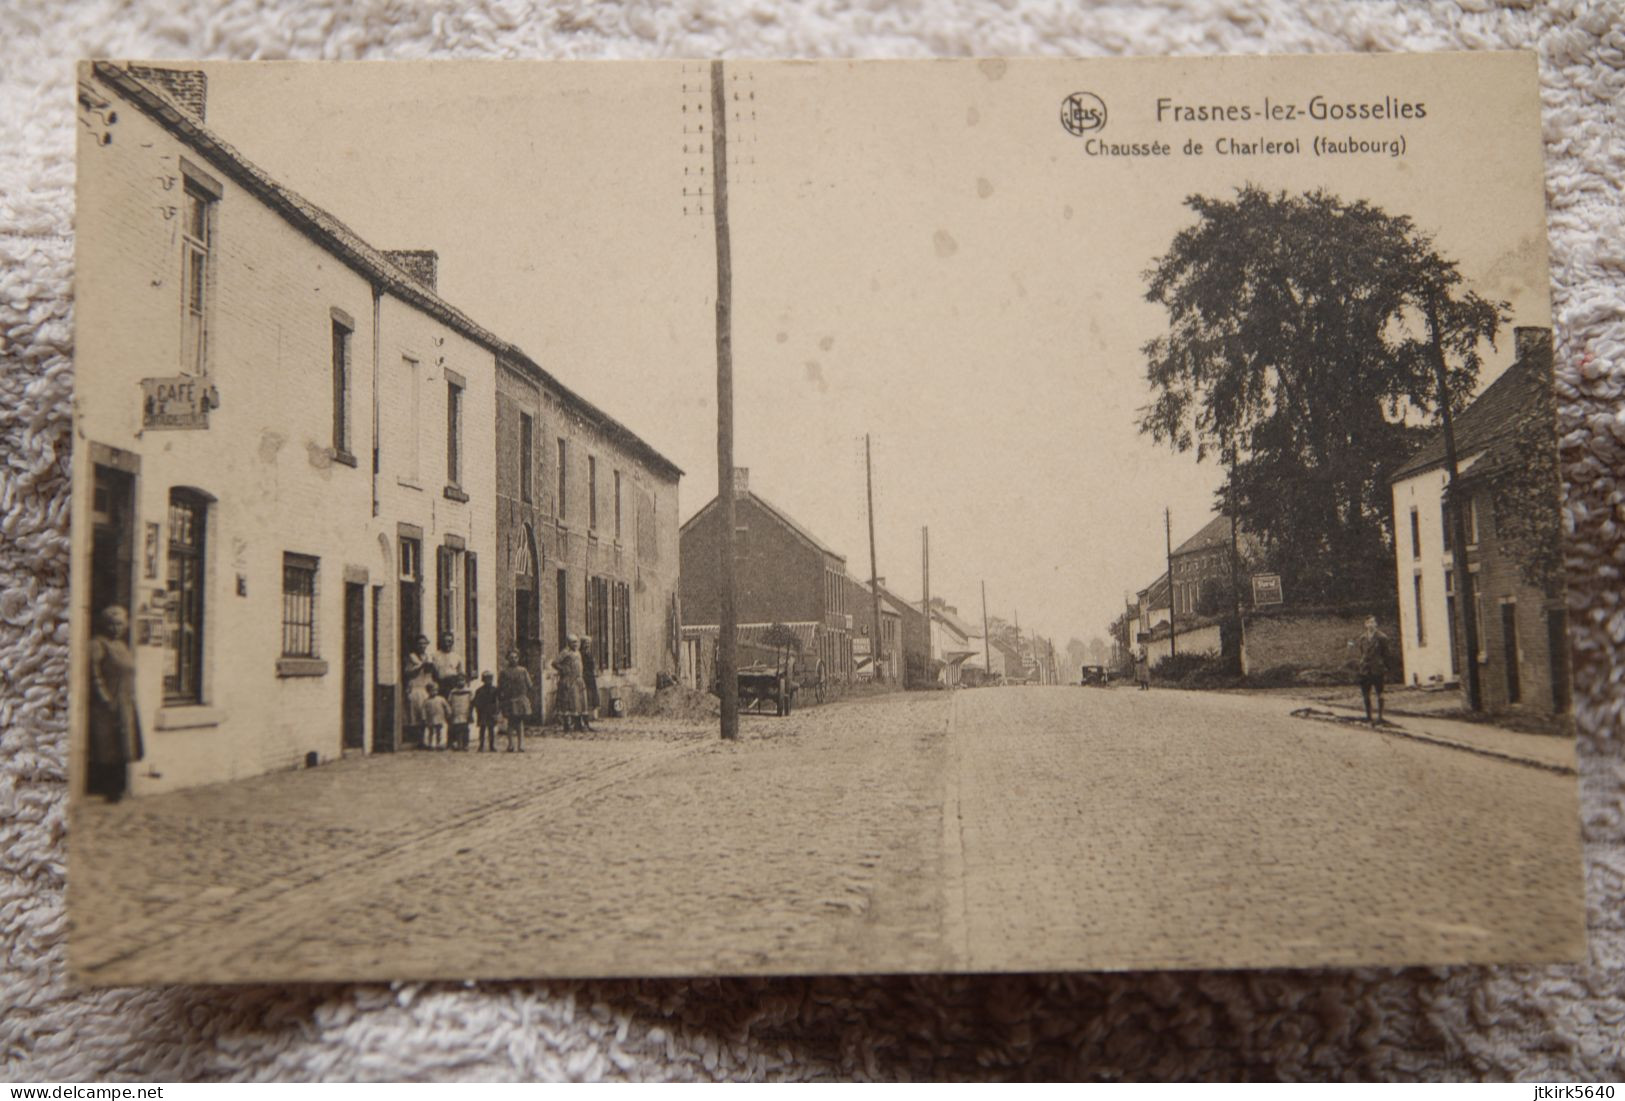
72;63;681;798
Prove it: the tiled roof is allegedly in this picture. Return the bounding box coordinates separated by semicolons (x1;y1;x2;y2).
748;493;845;559
681;621;822;653
1390;342;1550;483
93;62;682;481
877;584;925;620
931;605;979;639
680;489;847;562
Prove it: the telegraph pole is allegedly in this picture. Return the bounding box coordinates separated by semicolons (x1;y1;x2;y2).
980;579;991;682
865;434;883;683
1165;506;1177;659
921;526;932;681
711;60;738;741
1228;446;1245;677
1428;293;1482;712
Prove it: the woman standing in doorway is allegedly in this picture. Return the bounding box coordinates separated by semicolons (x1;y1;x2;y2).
87;605;142;801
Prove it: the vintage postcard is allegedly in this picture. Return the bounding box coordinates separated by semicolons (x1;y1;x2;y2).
70;53;1582;983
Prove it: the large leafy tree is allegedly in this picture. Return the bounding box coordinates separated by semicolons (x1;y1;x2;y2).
1139;186;1506;604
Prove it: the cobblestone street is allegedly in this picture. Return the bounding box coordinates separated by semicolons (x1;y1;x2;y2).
71;686;1584;983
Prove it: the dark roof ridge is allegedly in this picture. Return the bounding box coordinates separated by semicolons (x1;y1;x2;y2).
1389;337;1550;484
91;61;682;481
678;489;847;562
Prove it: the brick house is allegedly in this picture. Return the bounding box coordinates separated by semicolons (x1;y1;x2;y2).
493;355;682;720
679;470;853;684
839;572;903;684
1389;327;1569;714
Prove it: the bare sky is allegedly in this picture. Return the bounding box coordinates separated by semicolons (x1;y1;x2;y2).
200;54;1549;648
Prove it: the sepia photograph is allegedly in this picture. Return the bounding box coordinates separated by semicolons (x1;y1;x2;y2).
68;52;1583;985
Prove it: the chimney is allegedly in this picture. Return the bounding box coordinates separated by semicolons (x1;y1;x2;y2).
383;250;439;292
1514;325;1553;367
126;65;207;122
731;467;749;498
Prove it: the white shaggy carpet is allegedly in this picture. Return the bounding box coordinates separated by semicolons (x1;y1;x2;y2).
3;0;1622;1082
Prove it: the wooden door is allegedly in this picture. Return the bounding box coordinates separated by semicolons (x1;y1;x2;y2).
342;582;366;750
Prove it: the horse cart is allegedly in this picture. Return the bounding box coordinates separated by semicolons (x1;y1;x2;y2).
706;625;827;717
735;662;797;716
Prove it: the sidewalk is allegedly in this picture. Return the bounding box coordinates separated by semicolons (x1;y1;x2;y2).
1286;701;1576;773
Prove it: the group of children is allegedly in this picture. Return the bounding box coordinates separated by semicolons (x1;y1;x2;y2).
418;671;525;753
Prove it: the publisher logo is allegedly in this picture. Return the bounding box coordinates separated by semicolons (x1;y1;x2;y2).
1061;92;1107;136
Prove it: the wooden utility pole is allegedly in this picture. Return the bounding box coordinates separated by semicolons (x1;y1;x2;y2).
1228;448;1245;677
920;526;933;687
980;580;991;682
711;60;738;741
865;434;883;683
1427;294;1482;712
1165;506;1177;659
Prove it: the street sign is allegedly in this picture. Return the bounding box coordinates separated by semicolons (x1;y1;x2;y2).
1252;573;1284;606
141;376;218;430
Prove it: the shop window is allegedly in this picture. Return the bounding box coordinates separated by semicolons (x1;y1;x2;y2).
165;488;209;703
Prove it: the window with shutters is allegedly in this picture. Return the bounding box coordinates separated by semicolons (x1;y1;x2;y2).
613;580;632;670
587;575;610;658
436;544;462;648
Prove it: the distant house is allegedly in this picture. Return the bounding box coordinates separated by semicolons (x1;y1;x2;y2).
1134;513;1260;664
990;634;1023;682
1389;326;1569;714
877;583;930;688
679;469;854;684
839;571;903;684
928;600;980;686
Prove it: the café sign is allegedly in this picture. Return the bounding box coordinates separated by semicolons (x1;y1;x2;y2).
1252;573;1284;607
141;376;218;430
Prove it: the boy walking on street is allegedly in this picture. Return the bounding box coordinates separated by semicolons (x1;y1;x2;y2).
499;650;533;753
473;672;500;753
1350;616;1393;725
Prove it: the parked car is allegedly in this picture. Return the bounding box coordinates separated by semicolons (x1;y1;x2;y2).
1079;664;1113;686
